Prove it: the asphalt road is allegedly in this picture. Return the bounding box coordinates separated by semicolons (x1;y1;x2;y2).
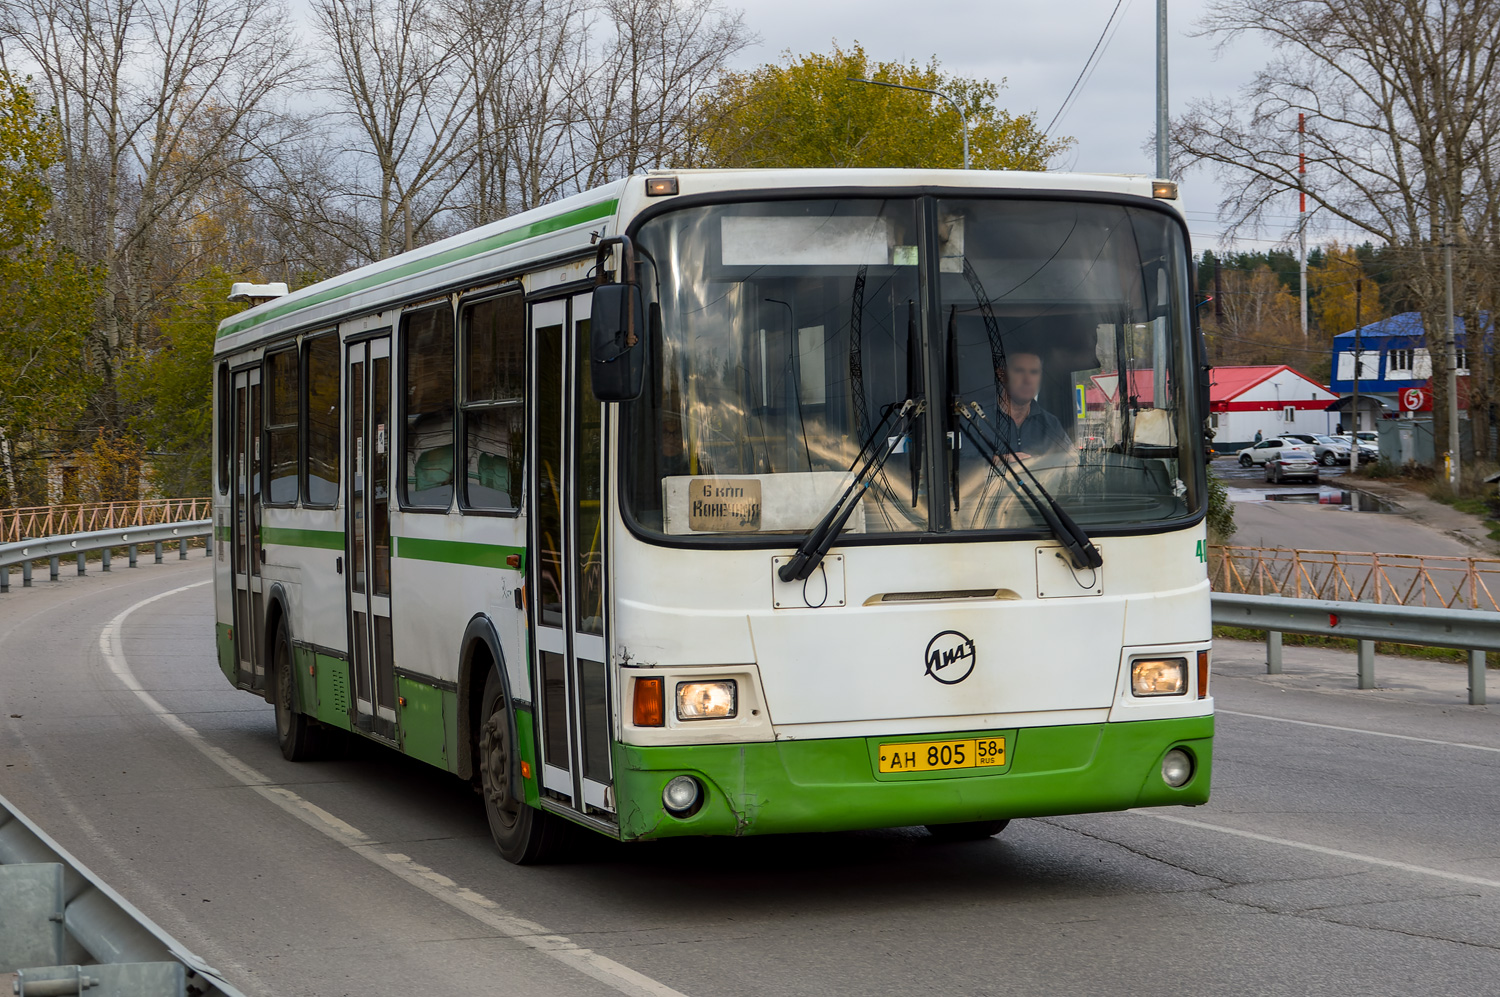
3;560;1498;996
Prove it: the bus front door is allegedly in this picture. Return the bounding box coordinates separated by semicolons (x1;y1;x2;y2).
230;366;263;691
530;293;614;820
345;337;397;740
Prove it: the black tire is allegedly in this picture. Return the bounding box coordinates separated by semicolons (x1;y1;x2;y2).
479;667;563;864
1320;452;1336;466
1239;453;1253;467
925;819;1010;842
273;618;323;762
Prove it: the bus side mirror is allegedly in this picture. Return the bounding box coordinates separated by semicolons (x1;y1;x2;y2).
591;282;648;401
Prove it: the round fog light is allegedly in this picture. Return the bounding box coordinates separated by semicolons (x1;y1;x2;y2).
662;775;702;816
1161;748;1194;788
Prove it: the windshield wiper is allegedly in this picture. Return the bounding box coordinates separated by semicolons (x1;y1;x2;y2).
778;397;926;582
954;402;1103;570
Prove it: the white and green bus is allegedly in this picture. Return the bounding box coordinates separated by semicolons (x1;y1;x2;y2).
212;168;1214;863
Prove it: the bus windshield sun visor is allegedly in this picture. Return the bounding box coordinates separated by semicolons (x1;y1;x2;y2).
777;397;925;582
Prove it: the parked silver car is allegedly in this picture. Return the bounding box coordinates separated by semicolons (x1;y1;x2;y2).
1236;438;1319;466
1265;451;1320;483
1284;433;1353;466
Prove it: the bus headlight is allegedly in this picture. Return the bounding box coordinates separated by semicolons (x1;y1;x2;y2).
1131;657;1188;696
1162;748;1194;787
676;680;737;720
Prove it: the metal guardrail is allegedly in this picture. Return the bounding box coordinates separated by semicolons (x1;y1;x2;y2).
1;499;211;544
0;521;212;592
1212;593;1490;705
1210;545;1500;610
0;792;245;996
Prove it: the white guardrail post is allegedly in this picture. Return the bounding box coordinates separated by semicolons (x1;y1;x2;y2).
0;521;211;594
1213;593;1492;706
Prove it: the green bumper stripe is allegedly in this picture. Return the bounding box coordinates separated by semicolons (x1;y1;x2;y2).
613;715;1214;841
393;536;524;570
218;199;618;339
260;526;345;549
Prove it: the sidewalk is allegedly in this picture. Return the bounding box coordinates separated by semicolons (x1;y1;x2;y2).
1212;635;1493;712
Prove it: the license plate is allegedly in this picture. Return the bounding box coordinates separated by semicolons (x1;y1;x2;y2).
877;736;1005;774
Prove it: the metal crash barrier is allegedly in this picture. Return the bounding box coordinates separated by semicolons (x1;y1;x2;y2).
0;793;244;997
0;521;212;593
1212;593;1491;706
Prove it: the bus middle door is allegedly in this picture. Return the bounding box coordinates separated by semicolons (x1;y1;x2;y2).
530;293;613;821
230;365;264;692
345;336;397;740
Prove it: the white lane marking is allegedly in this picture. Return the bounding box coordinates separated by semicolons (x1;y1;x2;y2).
102;582;690;997
1134;812;1500;889
1218;709;1500;754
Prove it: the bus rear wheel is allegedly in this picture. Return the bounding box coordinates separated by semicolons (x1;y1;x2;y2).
479;668;562;864
273;618;323;762
924;819;1010;842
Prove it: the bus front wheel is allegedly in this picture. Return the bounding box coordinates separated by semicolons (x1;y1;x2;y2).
925;819;1010;842
479;668;562;864
273;617;323;762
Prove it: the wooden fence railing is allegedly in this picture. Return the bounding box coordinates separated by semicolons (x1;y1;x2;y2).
0;498;212;544
1209;545;1500;611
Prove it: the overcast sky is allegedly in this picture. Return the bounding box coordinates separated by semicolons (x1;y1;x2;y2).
729;0;1312;254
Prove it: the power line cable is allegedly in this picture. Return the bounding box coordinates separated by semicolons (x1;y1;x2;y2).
1043;0;1127;138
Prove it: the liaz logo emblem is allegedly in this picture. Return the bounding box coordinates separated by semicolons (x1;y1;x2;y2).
924;630;976;684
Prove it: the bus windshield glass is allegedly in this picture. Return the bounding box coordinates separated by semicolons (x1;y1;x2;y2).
621;196;1201;540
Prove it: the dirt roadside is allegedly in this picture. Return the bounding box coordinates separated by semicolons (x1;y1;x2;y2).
1345;478;1499;555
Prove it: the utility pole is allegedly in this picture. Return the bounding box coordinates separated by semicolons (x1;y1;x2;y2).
1351;276;1361;440
1298;113;1308;340
1156;0;1168;179
1444;230;1461;488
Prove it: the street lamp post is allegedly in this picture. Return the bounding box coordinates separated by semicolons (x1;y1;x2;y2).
847;77;969;169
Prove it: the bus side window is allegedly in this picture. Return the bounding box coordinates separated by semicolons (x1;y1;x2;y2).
265;347;300;505
401;303;456;510
216;362;230;494
303;335;340;506
460;289;525;512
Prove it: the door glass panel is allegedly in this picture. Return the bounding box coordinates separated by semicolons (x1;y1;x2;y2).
373;355;391;597
580;658;609;782
574;317;603;635
350;359;366;594
249;382;262;575
234;385;247;574
374;615;395;710
536;322;565;628
352;611;370;702
541;650;570;771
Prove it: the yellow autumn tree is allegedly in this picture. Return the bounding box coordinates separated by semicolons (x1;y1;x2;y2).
1311;243;1383;336
697;43;1070;171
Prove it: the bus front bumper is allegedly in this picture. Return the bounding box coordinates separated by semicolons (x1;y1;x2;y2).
612;715;1212;841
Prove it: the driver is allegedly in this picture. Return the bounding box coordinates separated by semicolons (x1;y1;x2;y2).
994;352;1073;459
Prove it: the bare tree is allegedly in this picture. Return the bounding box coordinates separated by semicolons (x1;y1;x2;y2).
1175;0;1500;471
0;0;304;415
313;0;478;260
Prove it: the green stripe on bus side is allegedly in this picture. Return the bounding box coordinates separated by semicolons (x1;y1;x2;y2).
218;198;619;339
260;526;346;549
393;536;525;571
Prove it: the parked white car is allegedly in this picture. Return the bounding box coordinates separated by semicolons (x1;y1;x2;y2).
1236;438;1319;466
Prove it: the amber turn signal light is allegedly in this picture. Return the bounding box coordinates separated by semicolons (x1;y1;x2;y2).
633;677;665;726
1197;649;1210;699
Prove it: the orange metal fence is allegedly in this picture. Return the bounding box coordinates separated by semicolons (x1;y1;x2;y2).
0;498;211;544
1209;545;1500;611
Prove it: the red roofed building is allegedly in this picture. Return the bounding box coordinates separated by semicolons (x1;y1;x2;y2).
1207;365;1338;453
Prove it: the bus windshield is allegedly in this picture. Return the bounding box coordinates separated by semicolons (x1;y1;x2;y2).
621;195;1201;541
